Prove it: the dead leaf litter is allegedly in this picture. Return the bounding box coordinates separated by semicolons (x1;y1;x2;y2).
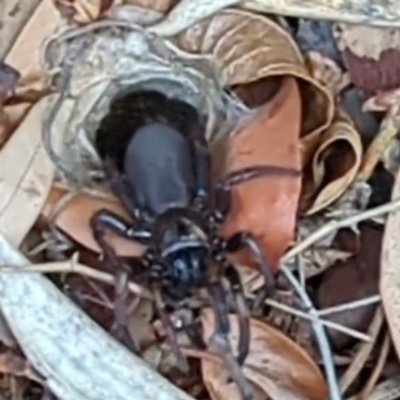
0;1;399;400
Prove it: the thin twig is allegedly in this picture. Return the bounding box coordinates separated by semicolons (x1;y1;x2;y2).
281;266;342;400
0;258;151;299
340;307;384;393
317;295;381;316
265;299;371;342
282;198;400;264
357;333;390;399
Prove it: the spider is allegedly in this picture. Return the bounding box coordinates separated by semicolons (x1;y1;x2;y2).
90;89;300;398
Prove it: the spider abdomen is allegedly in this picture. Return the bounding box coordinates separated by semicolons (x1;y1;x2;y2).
125;123;195;216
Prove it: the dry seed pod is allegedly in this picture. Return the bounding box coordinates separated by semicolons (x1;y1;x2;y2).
53;0;115;23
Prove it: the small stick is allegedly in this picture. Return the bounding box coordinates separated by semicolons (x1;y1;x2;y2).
265;299;372;342
340;308;384;393
281;266;342;400
0;257;151;299
282;198;400;264
317;295;381;317
357;333;391;399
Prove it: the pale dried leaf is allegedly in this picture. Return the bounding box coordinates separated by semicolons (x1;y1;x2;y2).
359;104;400;181
241;0;400;29
0;96;72;247
333;24;400;61
5;0;60;77
201;309;328;400
175;9;334;143
0;103;32;148
302;109;363;215
380;163;400;362
382;137;400;177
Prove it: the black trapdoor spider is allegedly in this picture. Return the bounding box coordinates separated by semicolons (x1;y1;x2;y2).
90;90;300;398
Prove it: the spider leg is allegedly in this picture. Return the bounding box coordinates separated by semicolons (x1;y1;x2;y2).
226;232;275;307
211;165;301;225
222;260;250;366
206;263;257;400
90;209;151;245
90;212;148;353
152;283;190;373
113;268;138;353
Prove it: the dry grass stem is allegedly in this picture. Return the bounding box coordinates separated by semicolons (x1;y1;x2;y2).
265;298;372;342
357;333;390;399
0;257;151;299
340;308;384;393
317;295;381;317
282;199;400;264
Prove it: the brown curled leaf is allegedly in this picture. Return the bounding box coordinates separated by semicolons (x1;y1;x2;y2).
201;309;328;400
300;108;363;215
53;0;115;23
175;9;334;161
0;61;20;101
220;77;302;271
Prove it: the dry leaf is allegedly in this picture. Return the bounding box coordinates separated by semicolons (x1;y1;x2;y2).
0;96;72;247
301;108;363;215
175;8;334;153
358;104;400;181
380;163;400;362
5;0;60;77
53;0;114;23
201;309;328;400
128;298;155;349
0;102;32;148
220;77;302;271
41;186;145;257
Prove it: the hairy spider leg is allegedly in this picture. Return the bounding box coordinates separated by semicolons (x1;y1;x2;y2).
90;210;138;353
113;268;138;352
221;259;250;365
206;258;256;400
152;280;190;372
191;136;212;210
90;209;152;244
226;232;275;311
